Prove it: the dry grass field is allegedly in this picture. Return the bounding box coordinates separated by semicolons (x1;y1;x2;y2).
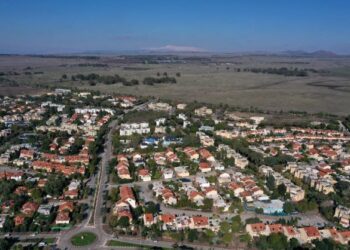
1;54;350;115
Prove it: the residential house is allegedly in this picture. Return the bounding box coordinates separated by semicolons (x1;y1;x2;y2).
143;213;156;227
246;223;267;237
189;216;209;230
299;226;321;243
162;168;174;180
138;169;151;182
334;205;350;228
55;211;70;224
21;202;39;216
174;166;189;177
119;186;137;208
194;107;213;117
14;215;25;226
199;161;212;173
188;191;205;206
37;204;53;216
159;214;176;229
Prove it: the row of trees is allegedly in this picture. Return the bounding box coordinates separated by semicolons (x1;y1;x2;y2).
156;71;181;77
143;76;177;85
236;67;310;77
65;73;178;86
255;233;347;250
69;73;139;86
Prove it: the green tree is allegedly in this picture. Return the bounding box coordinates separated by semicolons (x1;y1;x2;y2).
239;233;251;243
117;216;130;228
266;175;275;191
109;188;119;202
44;174;67;197
277;184;287;197
267;233;288;250
0;239;11;250
283;202;295;214
204;229;215;243
312;238;346;250
222;232;233;245
2;216;14;232
144;202;158;214
31;188;43;203
231;215;242;232
219;221;231;234
109;216;119;228
187;229;198;242
202;198;213;211
245;217;262;224
289;238;300;249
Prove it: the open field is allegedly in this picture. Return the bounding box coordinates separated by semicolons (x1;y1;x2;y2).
0;86;47;96
1;54;350;115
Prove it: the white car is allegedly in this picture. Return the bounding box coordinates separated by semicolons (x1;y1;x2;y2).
38;242;47;247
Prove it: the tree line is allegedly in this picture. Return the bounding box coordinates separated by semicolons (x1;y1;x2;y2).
67;73;177;86
234;67;311;77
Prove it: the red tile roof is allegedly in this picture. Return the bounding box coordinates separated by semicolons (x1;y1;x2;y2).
250;223;266;233
14;215;25;226
144;213;154;222
283;226;297;236
58;201;74;212
119;186;135;201
159;214;175;224
192;216;208;226
199;161;210;169
269;224;283;233
303;226;320;237
56;211;70;223
21;202;39;215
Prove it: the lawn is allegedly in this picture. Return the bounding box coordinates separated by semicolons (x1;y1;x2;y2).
70;232;97;246
44;238;57;244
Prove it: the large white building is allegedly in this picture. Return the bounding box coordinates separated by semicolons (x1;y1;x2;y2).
119;122;150;136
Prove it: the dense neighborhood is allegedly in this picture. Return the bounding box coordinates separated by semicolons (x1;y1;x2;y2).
0;89;350;249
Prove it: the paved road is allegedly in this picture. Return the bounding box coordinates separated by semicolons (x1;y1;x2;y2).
56;101;153;249
56;118;118;249
338;120;350;135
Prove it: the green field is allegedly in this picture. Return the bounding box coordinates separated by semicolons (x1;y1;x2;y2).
44;238;57;244
70;232;97;246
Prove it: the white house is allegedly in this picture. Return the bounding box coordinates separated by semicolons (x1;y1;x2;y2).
162;168;174;180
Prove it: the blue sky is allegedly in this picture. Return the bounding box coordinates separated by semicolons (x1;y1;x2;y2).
0;0;349;54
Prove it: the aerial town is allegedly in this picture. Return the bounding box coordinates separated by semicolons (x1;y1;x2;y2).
0;88;349;249
2;1;350;249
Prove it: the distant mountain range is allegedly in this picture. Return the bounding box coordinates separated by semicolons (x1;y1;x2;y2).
147;45;206;53
280;50;339;57
126;49;343;57
1;48;346;58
